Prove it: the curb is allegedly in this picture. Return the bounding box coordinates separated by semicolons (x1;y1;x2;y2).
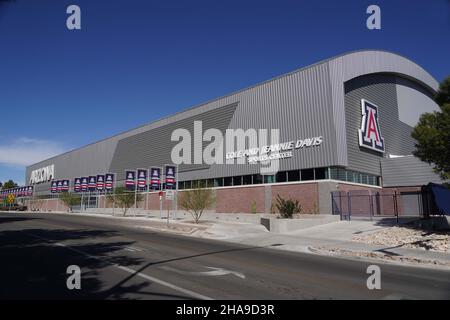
307;246;450;271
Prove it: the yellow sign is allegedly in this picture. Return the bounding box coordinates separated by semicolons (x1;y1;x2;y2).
6;194;15;204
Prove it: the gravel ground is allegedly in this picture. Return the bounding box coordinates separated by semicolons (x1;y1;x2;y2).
310;246;450;268
352;226;450;253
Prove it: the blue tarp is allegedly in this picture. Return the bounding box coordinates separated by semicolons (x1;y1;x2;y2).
428;183;450;215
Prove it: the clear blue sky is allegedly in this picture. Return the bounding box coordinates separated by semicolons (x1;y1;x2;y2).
0;0;449;185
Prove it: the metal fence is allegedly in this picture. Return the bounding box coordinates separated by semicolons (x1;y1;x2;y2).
331;188;438;221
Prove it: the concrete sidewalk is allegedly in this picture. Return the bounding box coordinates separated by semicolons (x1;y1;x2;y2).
21;210;450;270
213;220;450;269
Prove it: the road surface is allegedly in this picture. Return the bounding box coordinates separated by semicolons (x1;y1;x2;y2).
0;212;449;299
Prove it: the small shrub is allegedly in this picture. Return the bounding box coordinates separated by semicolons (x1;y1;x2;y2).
107;186;143;216
275;194;301;218
311;201;319;214
179;182;215;223
250;200;257;214
270;203;276;214
60;192;81;213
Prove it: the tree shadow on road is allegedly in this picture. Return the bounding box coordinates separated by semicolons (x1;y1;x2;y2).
0;215;40;225
0;227;156;300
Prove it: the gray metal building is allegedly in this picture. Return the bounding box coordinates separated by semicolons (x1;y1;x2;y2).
26;50;443;196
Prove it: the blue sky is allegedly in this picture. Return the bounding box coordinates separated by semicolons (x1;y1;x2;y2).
0;0;449;185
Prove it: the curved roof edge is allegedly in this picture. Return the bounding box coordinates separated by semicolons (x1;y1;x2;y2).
325;49;438;93
327;50;439;166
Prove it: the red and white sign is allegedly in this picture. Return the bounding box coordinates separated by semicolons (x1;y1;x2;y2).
358;99;385;153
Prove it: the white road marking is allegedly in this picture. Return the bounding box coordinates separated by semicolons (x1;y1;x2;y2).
161;265;246;279
382;293;414;300
116;265;212;300
125;246;144;252
110;245;145;252
26;232;212;300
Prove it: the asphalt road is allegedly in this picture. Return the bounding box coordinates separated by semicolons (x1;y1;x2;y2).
0;212;449;300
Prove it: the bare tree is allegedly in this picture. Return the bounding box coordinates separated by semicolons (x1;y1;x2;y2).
107;186;143;216
179;183;215;224
60;192;81;213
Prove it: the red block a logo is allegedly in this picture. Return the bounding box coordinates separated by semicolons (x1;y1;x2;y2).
358;99;385;153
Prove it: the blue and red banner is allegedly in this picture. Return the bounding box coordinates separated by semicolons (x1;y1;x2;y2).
74;178;81;192
62;180;70;192
150;167;161;190
164;165;176;190
105;173;114;191
137;169;147;191
56;180;63;193
81;177;88;192
50;181;57;193
96;174;105;191
125;170;136;190
88;176;96;191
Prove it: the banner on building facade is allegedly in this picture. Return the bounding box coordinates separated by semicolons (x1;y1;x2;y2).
74;178;81;192
88;176;97;191
125;170;136;190
62;180;70;192
164;165;176;190
105;173;114;191
137;169;147;191
56;180;63;193
150;167;161;190
50;181;58;193
81;177;88;192
96;174;105;191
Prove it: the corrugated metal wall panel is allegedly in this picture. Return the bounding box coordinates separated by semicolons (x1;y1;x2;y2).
381;156;443;187
202;61;337;179
344;74;417;175
109;103;238;181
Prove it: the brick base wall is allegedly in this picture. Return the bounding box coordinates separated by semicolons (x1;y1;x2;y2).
271;183;319;214
216;186;265;213
24;180;412;216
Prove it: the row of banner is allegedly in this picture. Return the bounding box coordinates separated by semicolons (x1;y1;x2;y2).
50;165;177;194
0;186;34;198
51;174;114;193
124;166;176;190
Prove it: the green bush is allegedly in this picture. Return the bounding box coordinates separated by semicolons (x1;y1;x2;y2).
275;194;301;218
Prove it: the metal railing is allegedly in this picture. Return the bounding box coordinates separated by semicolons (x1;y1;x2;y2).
331;189;436;222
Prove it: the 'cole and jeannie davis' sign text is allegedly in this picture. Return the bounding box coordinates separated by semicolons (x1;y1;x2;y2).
226;136;323;164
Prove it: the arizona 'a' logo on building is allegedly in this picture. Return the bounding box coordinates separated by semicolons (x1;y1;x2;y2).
358;99;385;153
